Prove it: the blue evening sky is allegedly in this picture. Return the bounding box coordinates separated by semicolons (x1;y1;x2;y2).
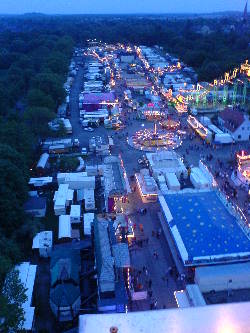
0;0;247;15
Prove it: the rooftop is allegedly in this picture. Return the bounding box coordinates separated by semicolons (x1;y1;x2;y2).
82;92;116;104
24;196;46;211
160;190;250;265
94;219;115;293
219;108;245;133
50;284;80;307
79;302;250;333
103;156;128;197
50;247;80;286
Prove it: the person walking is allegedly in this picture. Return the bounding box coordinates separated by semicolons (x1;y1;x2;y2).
166;277;169;287
148;279;152;289
153;251;159;260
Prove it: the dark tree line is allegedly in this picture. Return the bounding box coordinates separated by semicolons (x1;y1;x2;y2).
0;14;249;81
0;28;73;329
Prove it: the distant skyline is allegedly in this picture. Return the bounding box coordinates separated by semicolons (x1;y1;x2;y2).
0;0;247;15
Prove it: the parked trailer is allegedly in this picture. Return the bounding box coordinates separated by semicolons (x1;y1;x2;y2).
36;153;49;174
42;138;79;152
49;145;70;154
61;118;72;134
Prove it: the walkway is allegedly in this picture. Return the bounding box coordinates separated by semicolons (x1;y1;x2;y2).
127;189;179;311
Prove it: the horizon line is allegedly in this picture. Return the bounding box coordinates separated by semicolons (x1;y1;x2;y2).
0;10;244;16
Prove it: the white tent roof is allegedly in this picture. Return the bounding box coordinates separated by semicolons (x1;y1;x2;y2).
15;262;37;331
54;184;69;207
29;177;53;187
58;215;71;239
158;195;173;222
32;231;53;250
67;189;74;202
37;153;49;169
79;302;250;333
171;225;189;263
84;213;94;235
165;173;180;189
70;205;81;218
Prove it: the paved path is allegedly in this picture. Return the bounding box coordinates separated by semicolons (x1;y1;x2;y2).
126;190;178;311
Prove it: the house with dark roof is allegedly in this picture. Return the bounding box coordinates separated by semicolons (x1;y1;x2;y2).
24;196;47;217
218;108;250;142
49;248;81;322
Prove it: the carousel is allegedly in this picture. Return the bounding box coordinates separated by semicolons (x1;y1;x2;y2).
128;123;182;152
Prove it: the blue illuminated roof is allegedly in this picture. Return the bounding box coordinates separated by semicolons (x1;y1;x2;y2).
163;191;250;264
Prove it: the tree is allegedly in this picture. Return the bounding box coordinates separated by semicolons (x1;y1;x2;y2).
199;61;222;81
0;163;28;238
45;51;69;76
27;89;56;111
0;144;29;180
59;156;79;172
0;236;22;286
0;269;27;332
0;120;34;162
54;36;74;57
31;73;66;105
24;106;56;138
17;217;43;242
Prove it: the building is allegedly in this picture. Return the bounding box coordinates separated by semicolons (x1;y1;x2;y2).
158;189;250;273
79;302;250;333
174;284;206;308
190;167;211;190
77;188;95;211
135;169;158;203
83;213;94;236
175;261;250;309
29;177;53;189
124;74;151;92
50;248;81;322
70;205;81;224
58;215;71;241
195;262;250;293
32;231;53;257
94;217;129;313
79;92;117;112
24;196;47;217
200;25;212;35
146;151;187;179
243;0;248;23
120;54;135;63
218;108;250;142
36;153;49;175
101;156;131;213
57;172;95;191
53;184;74;215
